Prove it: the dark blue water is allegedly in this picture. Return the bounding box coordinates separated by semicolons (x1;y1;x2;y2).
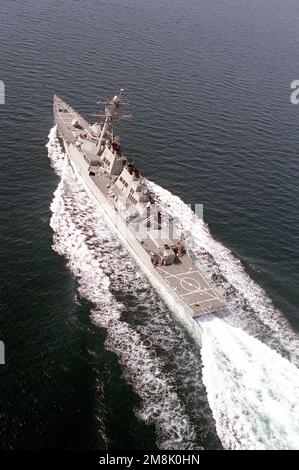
0;0;299;450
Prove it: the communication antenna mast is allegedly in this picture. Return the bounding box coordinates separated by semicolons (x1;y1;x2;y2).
94;88;130;154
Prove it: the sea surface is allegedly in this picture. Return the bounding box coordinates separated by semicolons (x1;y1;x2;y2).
0;0;299;450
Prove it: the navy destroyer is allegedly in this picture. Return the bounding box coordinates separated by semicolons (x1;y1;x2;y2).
53;91;224;317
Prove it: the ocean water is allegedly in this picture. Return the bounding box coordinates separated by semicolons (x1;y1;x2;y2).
0;0;299;450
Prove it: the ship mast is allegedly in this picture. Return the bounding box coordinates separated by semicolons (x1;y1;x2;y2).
95;89;128;154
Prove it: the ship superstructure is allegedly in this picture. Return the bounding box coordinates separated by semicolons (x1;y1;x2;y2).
53;91;224;317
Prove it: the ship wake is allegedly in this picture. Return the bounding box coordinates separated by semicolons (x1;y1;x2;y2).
200;317;299;449
146;180;299;366
145;179;299;449
47;127;205;450
47;126;299;450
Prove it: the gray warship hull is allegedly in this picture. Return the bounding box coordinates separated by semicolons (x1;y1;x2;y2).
53;94;225;319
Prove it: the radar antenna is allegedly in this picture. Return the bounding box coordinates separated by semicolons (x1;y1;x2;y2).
95;89;130;154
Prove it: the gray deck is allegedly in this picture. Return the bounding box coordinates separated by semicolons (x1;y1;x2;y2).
155;256;224;316
54;94;225;318
54;95;91;143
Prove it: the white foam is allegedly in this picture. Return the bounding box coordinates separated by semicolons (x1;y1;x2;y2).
46;126;65;176
146;180;299;365
145;181;299;449
47;126;299;450
201;317;299;449
47;127;200;450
